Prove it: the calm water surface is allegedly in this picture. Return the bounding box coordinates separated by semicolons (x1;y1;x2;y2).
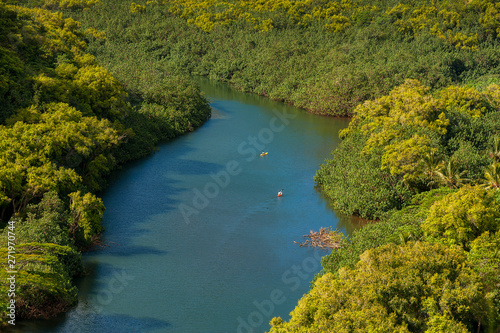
16;79;354;333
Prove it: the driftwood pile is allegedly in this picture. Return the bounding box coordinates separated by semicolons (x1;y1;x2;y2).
295;227;341;250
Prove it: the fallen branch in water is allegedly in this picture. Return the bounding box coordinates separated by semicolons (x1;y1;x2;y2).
295;227;341;250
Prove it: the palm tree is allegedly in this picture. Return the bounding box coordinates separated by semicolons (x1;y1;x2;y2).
488;136;500;162
420;152;444;189
481;162;500;190
435;157;469;189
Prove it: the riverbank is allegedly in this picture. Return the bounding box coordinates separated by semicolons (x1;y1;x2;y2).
0;1;211;327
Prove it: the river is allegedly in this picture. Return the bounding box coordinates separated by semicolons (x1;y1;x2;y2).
14;79;355;333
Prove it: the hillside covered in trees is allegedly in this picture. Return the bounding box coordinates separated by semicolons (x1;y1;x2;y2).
74;0;500;117
1;0;500;331
0;0;210;325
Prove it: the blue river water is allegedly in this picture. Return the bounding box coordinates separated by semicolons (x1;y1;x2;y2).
15;79;357;333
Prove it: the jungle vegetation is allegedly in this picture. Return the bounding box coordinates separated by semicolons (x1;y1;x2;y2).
0;0;210;325
1;0;500;331
72;0;500;117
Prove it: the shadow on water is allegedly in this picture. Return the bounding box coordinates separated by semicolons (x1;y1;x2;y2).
11;313;171;333
90;242;168;257
9;262;171;333
94;140;224;257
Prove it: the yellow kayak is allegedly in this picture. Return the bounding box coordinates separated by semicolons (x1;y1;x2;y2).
260;152;268;156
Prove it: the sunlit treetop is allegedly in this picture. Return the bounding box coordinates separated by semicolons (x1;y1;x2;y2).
339;80;500;184
270;241;485;333
158;0;364;32
145;0;500;51
422;185;500;248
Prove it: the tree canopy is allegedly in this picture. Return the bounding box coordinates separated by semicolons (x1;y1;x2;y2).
317;80;500;219
270;242;485;333
0;0;210;325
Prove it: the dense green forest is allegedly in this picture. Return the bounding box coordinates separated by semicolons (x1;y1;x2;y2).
73;0;500;117
0;0;210;325
2;0;500;331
